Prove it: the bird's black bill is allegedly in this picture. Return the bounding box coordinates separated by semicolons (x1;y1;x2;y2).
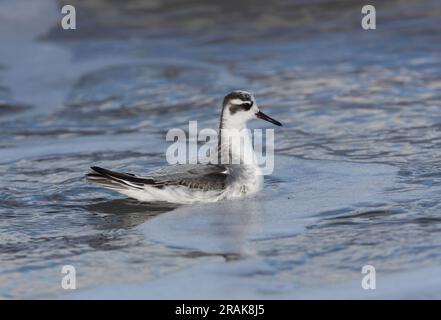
255;111;282;126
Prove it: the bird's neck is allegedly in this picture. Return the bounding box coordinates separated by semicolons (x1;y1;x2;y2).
218;122;257;167
219;123;263;194
217;115;263;192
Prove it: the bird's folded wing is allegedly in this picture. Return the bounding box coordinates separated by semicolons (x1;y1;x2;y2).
145;164;228;190
88;164;228;191
146;164;226;178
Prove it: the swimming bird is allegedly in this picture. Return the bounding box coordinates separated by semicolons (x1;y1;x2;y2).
87;91;282;204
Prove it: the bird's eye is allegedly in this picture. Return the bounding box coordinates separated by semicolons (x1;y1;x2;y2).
243;101;253;110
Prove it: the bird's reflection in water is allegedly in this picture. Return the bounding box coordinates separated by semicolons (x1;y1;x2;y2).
87;198;179;230
139;197;264;260
86;196;264;262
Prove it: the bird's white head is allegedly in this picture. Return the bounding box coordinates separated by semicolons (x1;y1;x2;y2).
220;90;282;130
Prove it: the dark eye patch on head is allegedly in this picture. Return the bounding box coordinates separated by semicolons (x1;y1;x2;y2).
229;100;253;115
242;101;253;110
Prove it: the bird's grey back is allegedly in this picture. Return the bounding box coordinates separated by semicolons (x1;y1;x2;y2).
145;163;227;191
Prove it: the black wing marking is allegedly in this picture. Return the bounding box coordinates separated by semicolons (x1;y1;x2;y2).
87;165;227;191
86;172;136;190
87;166;160;190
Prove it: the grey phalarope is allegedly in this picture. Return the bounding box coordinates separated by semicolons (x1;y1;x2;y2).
87;91;282;204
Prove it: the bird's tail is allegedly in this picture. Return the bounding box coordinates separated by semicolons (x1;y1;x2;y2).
86;166;155;191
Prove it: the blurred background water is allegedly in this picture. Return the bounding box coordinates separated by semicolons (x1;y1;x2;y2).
1;0;441;299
